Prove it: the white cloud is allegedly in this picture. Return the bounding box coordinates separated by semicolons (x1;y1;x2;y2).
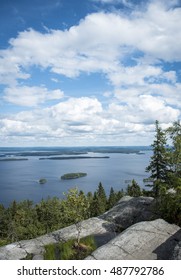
0;0;181;145
3;86;64;106
92;0;133;6
1;1;181;84
0;94;179;146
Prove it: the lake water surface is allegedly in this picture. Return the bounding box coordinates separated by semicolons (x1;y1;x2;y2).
0;147;152;207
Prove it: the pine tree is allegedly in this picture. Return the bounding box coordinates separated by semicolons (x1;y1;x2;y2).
89;192;99;217
126;179;142;197
165;121;181;189
146;120;168;197
107;187;117;209
96;182;107;214
166;121;181;174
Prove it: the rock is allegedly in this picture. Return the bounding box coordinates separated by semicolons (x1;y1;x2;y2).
100;196;157;229
85;219;181;260
0;217;115;260
32;254;44;260
0;243;27;260
171;241;181;260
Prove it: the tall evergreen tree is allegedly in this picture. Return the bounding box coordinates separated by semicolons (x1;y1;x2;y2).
166;121;181;175
146;120;168;197
126;179;142;197
165;120;181;188
97;182;107;214
107;187;117;209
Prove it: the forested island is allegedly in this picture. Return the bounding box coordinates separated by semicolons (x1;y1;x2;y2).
0;158;28;161
61;172;87;180
39;156;110;160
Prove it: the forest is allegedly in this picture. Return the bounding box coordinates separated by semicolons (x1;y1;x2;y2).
0;120;180;246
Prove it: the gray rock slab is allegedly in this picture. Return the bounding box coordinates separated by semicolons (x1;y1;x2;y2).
100;196;157;229
0;217;114;260
0;243;27;260
85;219;181;260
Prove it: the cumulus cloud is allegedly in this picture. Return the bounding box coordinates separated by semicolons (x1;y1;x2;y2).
3;86;64;106
1;94;179;145
1;1;181;83
0;0;181;145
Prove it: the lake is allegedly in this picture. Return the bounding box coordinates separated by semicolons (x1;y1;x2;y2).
0;146;152;207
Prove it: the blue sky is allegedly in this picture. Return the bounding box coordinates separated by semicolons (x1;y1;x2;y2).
0;0;181;146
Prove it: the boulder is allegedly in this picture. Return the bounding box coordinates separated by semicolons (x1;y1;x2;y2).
85;219;181;260
100;196;157;229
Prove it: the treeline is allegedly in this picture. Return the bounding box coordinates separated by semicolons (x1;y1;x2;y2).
0;182;128;246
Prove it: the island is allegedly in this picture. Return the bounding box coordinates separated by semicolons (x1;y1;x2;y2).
39;156;109;160
0;158;28;161
38;178;47;184
61;172;87;180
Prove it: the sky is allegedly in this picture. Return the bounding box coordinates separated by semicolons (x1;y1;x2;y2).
0;0;181;147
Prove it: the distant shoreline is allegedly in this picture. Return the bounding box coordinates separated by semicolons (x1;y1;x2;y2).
39;156;110;160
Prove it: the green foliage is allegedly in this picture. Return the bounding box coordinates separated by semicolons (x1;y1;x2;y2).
38;178;47;184
61;188;90;244
145;120;181;226
36;197;64;233
44;236;97;260
61;173;87;180
88;182;108;216
0;183;136;245
146;120;168;197
156;190;181;227
166;121;181;188
126;179;142;197
97;182;107;214
107;187;117;209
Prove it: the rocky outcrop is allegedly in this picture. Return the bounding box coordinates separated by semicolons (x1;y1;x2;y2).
0;196;180;260
100;196;157;229
85;219;181;260
0;217;115;260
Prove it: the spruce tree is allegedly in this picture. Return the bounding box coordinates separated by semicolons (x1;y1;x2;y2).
146;120;168;197
166;121;181;175
107;187;117;209
126;179;142;197
97;182;107;214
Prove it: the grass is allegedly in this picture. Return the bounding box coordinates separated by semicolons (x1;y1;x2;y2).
0;239;9;247
44;236;97;260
